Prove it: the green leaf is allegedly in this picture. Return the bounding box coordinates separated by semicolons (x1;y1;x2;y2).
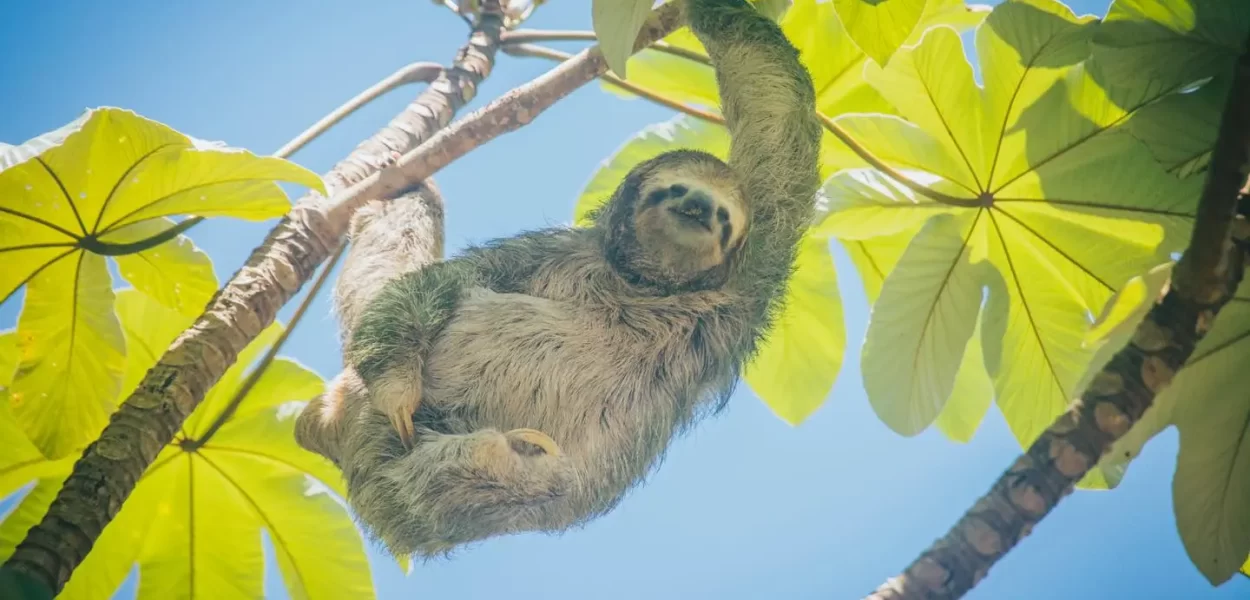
863;25;992;192
11;252;124;458
610;0;987;148
1;292;369;599
1091;0;1249;90
101;218;218;316
841;227;920;304
862;213;988;436
821;0;1202;454
1170;305;1250;585
0;107;323;458
744;238;845;425
933;314;994;443
591;0;654;78
833;0;928;67
1124;76;1227;178
814;167;963;241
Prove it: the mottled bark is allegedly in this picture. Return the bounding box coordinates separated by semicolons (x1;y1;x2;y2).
0;6;509;595
867;36;1250;600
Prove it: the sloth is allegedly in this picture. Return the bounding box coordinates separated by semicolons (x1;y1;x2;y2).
295;0;822;558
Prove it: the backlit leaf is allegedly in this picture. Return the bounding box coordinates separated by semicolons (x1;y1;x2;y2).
745;238;845;425
0;293;369;598
833;0;928;67
863;213;988;436
1091;0;1249;90
102;218;218;316
1168;297;1250;585
591;0;654;78
0;107;321;458
11;252;123;458
825;0;1204;464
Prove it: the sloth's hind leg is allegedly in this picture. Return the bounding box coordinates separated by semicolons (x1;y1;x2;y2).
360;427;576;556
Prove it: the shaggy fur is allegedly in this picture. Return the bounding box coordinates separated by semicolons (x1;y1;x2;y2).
294;0;822;558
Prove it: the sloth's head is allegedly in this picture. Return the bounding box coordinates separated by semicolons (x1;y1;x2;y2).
596;150;748;292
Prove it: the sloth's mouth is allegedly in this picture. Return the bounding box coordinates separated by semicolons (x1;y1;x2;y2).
669;207;713;232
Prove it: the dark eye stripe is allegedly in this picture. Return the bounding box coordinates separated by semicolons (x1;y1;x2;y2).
645;189;668;206
716;207;729;223
670;184;688;196
720;224;732;249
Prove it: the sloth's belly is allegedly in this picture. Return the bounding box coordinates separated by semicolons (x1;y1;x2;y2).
421;287;692;457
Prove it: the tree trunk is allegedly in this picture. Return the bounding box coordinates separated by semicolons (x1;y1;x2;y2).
867;34;1250;600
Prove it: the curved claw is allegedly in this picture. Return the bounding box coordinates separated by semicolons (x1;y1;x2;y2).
505;428;562;457
373;378;422;448
388;408;416;448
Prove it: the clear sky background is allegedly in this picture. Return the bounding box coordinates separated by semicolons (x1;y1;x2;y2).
2;0;1248;598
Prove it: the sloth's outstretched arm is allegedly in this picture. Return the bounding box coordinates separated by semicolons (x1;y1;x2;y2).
687;0;822;324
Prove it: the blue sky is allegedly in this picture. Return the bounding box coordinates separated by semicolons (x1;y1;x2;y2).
2;0;1248;598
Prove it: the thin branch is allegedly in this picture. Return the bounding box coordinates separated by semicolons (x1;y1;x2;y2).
0;2;684;595
502;42;724;123
502;28;713;65
324;2;685;225
273;62;444;159
192;240;348;447
867;34;1250;600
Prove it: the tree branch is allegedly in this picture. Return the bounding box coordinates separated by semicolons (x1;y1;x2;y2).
0;2;684;596
0;6;508;596
867;37;1250;600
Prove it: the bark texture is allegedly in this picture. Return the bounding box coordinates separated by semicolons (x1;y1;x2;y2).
867;36;1250;600
0;7;507;595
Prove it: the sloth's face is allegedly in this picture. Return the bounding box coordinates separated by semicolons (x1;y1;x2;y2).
630;159;748;282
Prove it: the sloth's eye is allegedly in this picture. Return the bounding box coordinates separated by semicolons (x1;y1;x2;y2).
669;184;688;197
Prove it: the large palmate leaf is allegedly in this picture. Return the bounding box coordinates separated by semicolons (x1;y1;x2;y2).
574;116;843;425
612;0;988;161
1091;0;1249;90
812;0;1213;488
0;291;371;599
0;107;324;458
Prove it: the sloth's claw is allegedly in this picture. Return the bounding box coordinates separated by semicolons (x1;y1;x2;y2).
505;428;562;457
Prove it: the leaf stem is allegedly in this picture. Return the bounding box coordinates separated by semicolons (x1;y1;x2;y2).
78;62;447;257
501;29;713;65
503;40;979;209
818;114;981;207
77;218;202;256
502;42;724;123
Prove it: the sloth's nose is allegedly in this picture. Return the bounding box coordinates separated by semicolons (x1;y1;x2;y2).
678;193;713;221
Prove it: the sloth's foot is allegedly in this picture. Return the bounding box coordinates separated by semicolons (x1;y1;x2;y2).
374;383;421;447
504;428;563;457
